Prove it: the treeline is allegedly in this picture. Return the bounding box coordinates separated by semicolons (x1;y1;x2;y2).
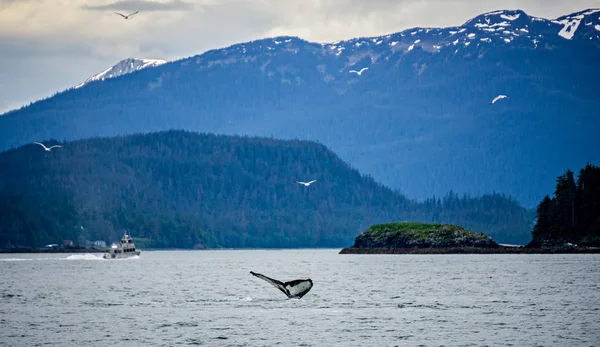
529;164;600;247
0;130;532;249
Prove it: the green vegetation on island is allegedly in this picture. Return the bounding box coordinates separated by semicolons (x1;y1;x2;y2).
348;222;499;249
0;130;532;249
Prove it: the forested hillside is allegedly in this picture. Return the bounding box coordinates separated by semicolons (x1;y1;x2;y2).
530;164;600;247
0;131;532;249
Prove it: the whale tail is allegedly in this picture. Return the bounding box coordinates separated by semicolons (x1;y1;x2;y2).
250;271;313;299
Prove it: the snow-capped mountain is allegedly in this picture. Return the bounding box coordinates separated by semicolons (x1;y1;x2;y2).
199;8;600;69
75;58;167;88
2;8;599;207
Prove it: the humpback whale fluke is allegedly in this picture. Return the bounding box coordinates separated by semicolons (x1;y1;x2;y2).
250;271;313;299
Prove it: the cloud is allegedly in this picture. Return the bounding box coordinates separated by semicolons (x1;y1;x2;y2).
83;0;193;12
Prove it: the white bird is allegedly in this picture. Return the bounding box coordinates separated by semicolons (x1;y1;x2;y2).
491;95;508;104
114;11;139;19
34;142;62;152
297;179;317;187
349;67;369;76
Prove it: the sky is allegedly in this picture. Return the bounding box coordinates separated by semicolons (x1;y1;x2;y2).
1;0;598;114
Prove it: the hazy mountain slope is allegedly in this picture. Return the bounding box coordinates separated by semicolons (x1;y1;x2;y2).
1;9;598;206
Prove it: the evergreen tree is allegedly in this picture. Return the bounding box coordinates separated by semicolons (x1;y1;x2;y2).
554;170;577;241
531;195;556;243
530;164;600;246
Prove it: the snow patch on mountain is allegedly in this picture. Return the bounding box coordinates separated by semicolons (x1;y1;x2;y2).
581;9;600;16
554;16;584;39
501;13;521;21
76;58;166;88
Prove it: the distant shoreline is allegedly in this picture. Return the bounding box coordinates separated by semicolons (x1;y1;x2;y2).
338;247;600;254
0;248;105;254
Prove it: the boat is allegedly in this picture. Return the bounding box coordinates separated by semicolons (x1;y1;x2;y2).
103;233;141;259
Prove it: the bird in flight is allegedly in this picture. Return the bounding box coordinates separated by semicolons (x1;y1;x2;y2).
491;95;508;104
349;67;369;76
34;142;62;152
297;179;317;187
114;11;139;19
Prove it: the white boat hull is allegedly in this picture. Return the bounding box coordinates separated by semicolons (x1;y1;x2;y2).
103;250;141;259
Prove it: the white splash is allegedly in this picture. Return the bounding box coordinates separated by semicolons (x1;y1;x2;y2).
65;254;104;260
120;255;140;260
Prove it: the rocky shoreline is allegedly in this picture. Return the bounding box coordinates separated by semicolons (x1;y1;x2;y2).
339;247;600;254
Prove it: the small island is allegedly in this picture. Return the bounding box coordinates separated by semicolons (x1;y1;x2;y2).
339;222;600;254
340;222;498;254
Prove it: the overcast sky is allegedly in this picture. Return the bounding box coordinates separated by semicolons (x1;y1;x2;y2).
1;0;598;114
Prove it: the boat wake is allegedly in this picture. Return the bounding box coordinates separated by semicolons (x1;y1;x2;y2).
0;254;140;261
120;255;140;260
65;254;105;260
65;254;140;260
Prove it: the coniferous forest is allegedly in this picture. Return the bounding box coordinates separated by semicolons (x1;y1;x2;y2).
529;164;600;247
0;130;532;249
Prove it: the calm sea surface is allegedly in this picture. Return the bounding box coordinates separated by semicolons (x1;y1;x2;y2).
1;250;599;347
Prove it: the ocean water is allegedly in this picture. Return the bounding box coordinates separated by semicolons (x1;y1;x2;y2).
1;250;599;347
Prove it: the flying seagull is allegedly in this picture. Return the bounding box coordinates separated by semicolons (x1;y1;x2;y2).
114;11;139;19
34;142;62;152
491;95;508;104
297;179;317;187
349;67;369;76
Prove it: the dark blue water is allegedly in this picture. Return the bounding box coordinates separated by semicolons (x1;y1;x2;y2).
1;250;599;346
